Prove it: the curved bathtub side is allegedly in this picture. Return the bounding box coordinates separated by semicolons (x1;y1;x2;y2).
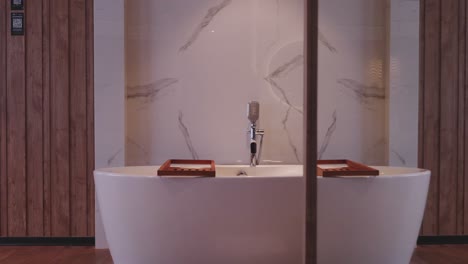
317;172;431;264
94;172;305;264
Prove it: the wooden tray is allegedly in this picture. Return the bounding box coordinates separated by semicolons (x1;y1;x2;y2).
317;160;379;177
157;159;215;177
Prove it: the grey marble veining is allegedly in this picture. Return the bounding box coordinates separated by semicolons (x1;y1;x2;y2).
178;111;200;160
391;149;407;165
318;110;337;159
265;55;304;114
282;107;301;163
127;78;178;103
319;31;338;53
107;148;123;166
337;78;385;107
179;0;232;52
269;54;303;79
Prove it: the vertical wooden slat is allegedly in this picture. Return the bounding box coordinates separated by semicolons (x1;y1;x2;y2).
86;0;95;237
439;0;459;235
305;0;318;263
0;0;8;237
26;0;44;237
457;0;466;235
43;0;52;237
422;0;442;236
464;0;468;235
7;11;27;237
70;0;88;237
50;0;71;236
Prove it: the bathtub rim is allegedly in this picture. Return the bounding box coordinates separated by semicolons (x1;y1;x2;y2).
94;165;430;179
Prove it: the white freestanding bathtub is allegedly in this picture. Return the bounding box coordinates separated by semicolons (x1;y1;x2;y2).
94;165;430;264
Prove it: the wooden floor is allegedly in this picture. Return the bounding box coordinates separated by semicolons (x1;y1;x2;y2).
0;247;112;264
411;245;468;264
0;245;466;263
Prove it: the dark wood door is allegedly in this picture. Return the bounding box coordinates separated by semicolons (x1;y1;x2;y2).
0;0;94;237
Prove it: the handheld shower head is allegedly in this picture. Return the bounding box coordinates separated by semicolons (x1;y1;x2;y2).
247;101;260;124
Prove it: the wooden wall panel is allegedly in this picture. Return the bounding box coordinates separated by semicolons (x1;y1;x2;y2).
457;0;466;235
465;0;468;235
43;0;52;237
70;0;88;237
0;0;94;237
86;0;95;237
7;10;27;237
421;0;441;235
26;0;44;237
420;0;468;236
439;0;459;235
50;0;71;237
0;0;7;237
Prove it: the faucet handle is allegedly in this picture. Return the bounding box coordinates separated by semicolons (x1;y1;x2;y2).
250;141;257;154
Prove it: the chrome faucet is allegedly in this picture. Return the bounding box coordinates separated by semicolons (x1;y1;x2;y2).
247;101;265;167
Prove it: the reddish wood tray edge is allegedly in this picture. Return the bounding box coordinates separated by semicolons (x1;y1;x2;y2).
317;159;379;177
157;159;216;177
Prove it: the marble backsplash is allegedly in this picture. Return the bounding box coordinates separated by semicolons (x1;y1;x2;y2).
124;0;391;166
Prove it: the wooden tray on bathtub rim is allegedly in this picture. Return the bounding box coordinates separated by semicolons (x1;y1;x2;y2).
157;159;216;177
317;160;379;177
